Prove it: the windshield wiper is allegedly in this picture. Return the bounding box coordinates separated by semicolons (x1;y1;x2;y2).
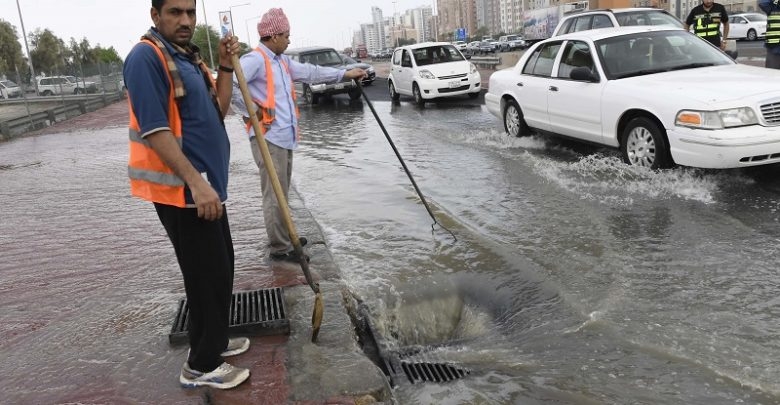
613;68;671;79
667;62;717;71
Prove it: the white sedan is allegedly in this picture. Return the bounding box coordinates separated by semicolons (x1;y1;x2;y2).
485;26;780;169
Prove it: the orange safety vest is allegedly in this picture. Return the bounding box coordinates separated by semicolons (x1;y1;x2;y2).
244;47;300;138
127;40;215;207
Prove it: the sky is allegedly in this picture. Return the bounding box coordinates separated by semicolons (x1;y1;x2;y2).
1;0;436;60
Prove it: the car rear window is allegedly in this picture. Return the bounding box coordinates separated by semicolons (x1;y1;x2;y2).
615;11;683;28
412;45;464;66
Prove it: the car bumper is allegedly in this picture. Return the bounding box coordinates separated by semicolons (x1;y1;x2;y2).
668;124;780;168
417;74;482;99
309;81;358;95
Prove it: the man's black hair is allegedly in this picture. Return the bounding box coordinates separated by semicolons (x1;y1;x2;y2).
152;0;197;12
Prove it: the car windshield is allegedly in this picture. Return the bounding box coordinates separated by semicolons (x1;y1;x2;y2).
597;30;733;79
506;35;521;41
744;14;767;22
412;45;465;66
301;50;344;66
615;10;683;28
0;80;17;87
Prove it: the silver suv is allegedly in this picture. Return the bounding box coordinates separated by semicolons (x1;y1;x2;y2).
284;46;362;104
552;8;683;37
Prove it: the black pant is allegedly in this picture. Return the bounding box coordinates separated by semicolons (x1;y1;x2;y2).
155;203;234;373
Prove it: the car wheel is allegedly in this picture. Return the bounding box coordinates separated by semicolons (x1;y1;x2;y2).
348;88;362;100
303;84;319;105
413;83;425;106
747;29;757;41
42;90;53;96
621;116;673;170
389;81;400;101
503;99;529;137
74;88;82;94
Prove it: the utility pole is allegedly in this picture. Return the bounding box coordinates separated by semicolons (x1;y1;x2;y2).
200;0;215;68
16;0;37;94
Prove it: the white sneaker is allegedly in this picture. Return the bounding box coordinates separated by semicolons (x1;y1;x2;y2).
180;362;250;389
222;337;250;357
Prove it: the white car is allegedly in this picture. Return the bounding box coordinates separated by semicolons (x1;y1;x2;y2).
388;42;482;106
0;80;22;99
728;12;767;41
485;26;780;170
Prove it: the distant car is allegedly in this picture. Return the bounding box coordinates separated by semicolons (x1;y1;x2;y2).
339;54;376;86
64;75;98;94
0;80;22;99
477;41;495;54
485;26;780;170
451;41;468;51
285;46;362;104
498;34;528;51
552;7;684;37
728;12;766;41
36;76;77;96
388;42;481;106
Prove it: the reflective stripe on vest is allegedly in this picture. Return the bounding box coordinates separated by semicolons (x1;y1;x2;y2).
767;11;780;46
244;48;300;138
127;39;187;207
694;15;720;39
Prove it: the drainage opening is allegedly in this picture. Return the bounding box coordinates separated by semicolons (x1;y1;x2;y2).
169;288;290;345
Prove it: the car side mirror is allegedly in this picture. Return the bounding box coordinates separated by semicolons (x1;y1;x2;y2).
465;54;472;60
570;67;598;82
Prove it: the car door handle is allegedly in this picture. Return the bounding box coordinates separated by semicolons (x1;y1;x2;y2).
516;82;523;87
549;86;558;92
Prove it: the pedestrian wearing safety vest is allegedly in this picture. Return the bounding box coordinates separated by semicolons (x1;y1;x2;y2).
760;0;780;68
231;8;366;263
685;0;730;51
124;0;250;390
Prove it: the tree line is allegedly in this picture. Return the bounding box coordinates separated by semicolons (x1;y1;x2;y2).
0;20;249;85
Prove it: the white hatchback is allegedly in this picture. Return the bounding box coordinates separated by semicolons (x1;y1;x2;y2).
485;26;780;170
388;42;481;106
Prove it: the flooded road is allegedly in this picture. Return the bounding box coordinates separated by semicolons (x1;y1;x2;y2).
2;91;780;404
293;94;780;404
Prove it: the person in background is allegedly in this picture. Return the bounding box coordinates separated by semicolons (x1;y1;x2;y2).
124;0;249;389
685;0;730;51
760;0;780;68
231;7;366;263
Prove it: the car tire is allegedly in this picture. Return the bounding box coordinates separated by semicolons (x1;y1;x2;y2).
303;84;319;105
621;116;673;170
42;90;53;96
747;29;757;41
348;88;362;100
503;99;529;137
413;83;425;106
389;80;400;101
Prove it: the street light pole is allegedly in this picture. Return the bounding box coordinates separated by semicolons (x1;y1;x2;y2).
229;3;251;36
200;0;215;68
245;15;262;47
15;0;37;94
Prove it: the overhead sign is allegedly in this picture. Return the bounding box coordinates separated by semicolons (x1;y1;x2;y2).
455;28;467;41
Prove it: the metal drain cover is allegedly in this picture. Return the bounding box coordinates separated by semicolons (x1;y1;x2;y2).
382;350;471;385
168;288;290;345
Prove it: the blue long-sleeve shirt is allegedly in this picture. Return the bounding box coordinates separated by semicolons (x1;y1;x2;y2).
231;43;345;150
759;0;780;54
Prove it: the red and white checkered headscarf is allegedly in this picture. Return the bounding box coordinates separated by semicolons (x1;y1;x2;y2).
258;8;290;37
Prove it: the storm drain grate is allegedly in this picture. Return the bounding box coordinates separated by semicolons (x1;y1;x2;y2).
168;288;290;345
380;349;471;385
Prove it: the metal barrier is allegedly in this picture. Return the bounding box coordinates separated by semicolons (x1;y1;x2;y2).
0;92;125;141
469;56;502;70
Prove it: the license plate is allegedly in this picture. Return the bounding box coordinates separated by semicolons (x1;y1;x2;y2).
449;81;460;88
335;83;344;89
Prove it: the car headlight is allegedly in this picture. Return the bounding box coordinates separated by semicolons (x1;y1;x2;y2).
675;107;758;129
470;63;477;74
367;67;375;73
418;70;435;80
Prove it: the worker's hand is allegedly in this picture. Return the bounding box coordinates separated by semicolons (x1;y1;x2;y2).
720;40;728;50
190;179;223;221
345;68;367;81
218;34;240;66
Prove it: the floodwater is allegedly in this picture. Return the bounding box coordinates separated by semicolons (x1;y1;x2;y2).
293;98;780;404
2;95;780;404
